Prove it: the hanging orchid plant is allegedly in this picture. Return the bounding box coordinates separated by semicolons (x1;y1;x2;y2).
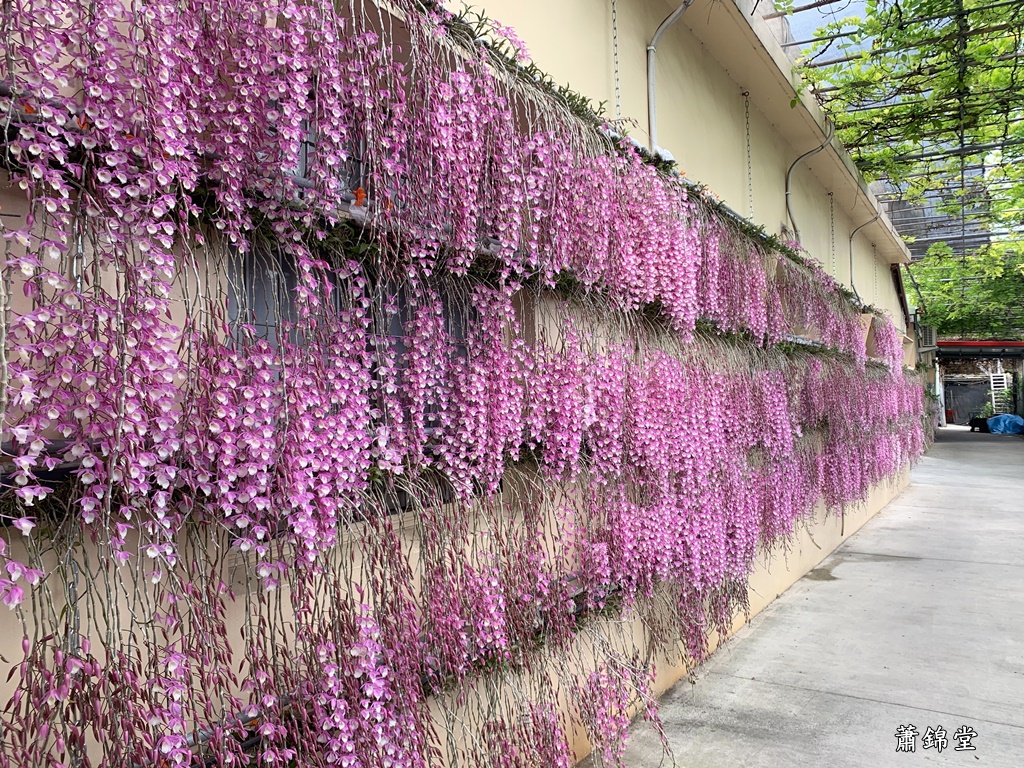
0;1;928;766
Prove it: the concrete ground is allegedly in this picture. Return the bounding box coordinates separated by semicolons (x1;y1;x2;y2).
616;426;1024;767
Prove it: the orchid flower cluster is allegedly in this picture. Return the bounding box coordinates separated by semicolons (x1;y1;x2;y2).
871;313;906;372
0;0;927;765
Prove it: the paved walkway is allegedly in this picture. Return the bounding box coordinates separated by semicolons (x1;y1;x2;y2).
618;427;1024;767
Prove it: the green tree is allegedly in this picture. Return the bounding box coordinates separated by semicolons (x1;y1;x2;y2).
795;0;1024;337
913;243;1024;339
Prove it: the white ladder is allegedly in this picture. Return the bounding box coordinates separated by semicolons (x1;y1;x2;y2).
990;373;1012;414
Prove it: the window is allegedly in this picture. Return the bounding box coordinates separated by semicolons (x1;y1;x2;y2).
226;238;473;379
266;103;371;208
227;240;298;346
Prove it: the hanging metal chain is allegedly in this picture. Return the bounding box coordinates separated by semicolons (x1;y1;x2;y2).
873;243;878;304
743;91;754;219
828;192;836;274
611;0;622;121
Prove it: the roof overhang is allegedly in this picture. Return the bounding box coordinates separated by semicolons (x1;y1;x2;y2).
685;0;912;264
937;340;1024;359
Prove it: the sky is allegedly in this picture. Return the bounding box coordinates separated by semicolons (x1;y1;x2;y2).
786;0;868;43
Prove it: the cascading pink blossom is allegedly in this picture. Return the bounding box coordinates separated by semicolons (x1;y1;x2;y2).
0;1;930;765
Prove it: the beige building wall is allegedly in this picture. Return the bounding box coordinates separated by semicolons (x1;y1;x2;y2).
0;464;910;764
454;0;911;331
557;469;910;761
442;0;917;758
0;0;920;763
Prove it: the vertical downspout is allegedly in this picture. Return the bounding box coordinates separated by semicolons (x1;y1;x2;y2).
848;213;880;304
784;120;834;242
647;1;697;152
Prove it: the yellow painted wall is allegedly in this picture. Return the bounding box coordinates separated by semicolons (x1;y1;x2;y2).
430;0;919;758
565;468;910;762
450;0;909;331
0;0;918;762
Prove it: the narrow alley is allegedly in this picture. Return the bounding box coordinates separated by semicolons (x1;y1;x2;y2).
619;427;1024;766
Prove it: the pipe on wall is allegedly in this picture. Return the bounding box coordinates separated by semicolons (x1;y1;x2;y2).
784;120;835;242
647;1;696;153
848;212;880;304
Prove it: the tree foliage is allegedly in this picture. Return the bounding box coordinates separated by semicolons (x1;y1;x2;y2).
913;242;1024;339
797;0;1024;338
801;0;1024;183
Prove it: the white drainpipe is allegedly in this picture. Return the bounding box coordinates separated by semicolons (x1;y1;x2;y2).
848;212;880;304
785;121;835;242
647;1;697;153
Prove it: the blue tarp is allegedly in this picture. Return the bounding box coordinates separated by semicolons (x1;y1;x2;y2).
987;414;1024;435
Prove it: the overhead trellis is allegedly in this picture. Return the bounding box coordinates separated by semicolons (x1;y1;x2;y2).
779;0;1024;338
